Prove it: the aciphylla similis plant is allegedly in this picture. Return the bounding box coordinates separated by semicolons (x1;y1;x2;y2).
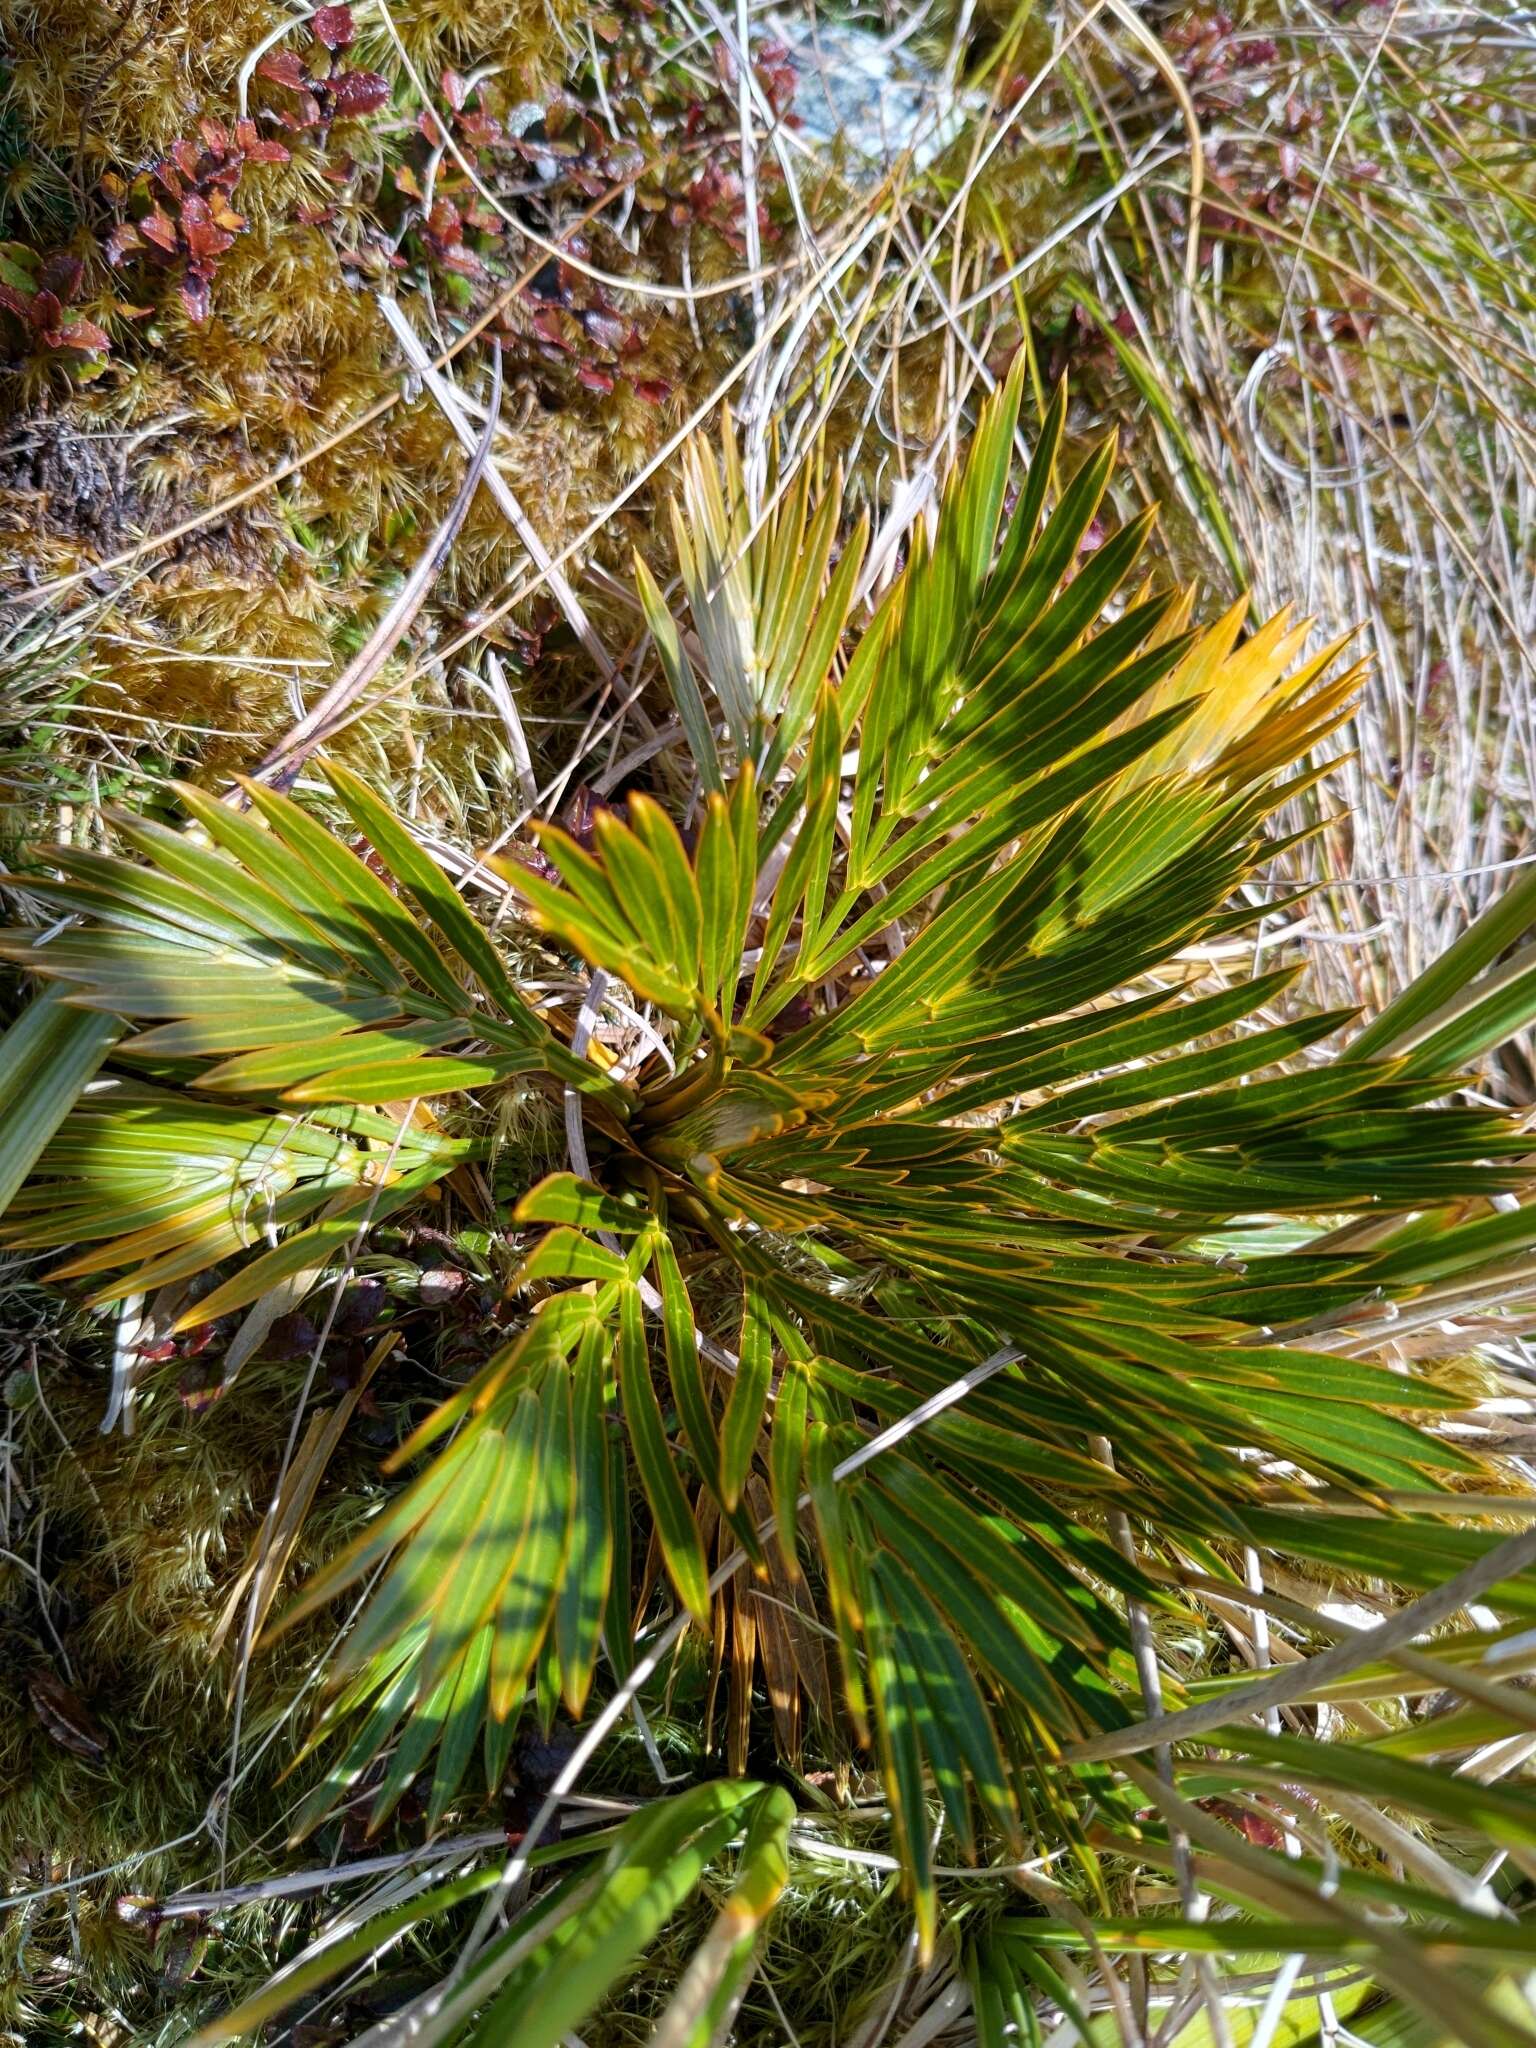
7;359;1536;2047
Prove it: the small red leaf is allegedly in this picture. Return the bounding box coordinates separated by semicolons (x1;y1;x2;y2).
37;251;84;302
426;195;462;240
329;68;390;115
312;2;356;48
576;362;615;394
279;90;325;128
440;65;467;110
531;304;581;352
157;1914;210;1987
459;110;502;148
0;281;35;321
514;133;580;164
28;1670;109;1759
104;221;143;264
583;309;627;353
30;288;62;335
256;47;309;89
179;272;213;323
439;242;487;278
139;205;180;254
171;137;203;181
633;378;671;405
50;316;111;354
199;115;230;153
178;192;236;260
601;139;645;180
234;116;292;163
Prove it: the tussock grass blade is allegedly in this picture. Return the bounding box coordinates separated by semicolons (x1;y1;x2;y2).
238;777;472;1010
626;793;703;982
428;1620;494;1833
635;551;722;793
0;987;119;1218
652;1227;724;1501
423;1783;774;2048
648;1784;795;2048
807;1424;869;1743
513;1227;628;1288
617;1280;710;1625
157;1165;445;1327
323;759;532;1023
516;1171;650;1235
488;1371;572;1720
556;1319;614;1714
185;1866;505;2044
1353;862;1536;1060
769;1353;810;1581
857;1546;938;1957
721;1285;772;1512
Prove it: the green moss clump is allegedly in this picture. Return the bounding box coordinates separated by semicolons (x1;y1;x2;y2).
0;0;792;795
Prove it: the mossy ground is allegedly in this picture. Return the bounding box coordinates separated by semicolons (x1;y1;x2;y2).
4;3;1536;2042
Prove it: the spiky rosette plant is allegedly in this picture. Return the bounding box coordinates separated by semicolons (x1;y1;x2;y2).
8;361;1536;2046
